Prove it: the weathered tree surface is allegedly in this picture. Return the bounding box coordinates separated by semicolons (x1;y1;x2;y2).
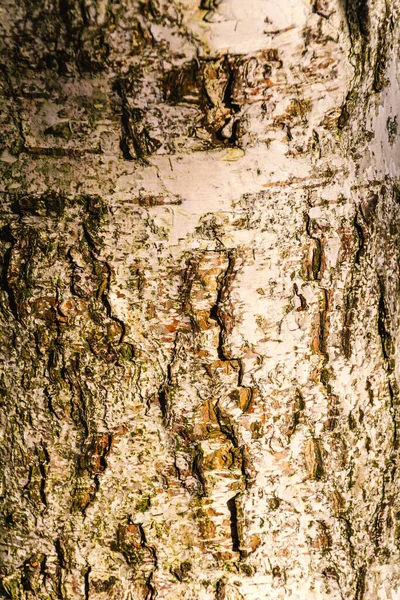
0;0;400;598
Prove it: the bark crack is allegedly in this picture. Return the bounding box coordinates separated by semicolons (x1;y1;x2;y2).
226;495;241;554
209;249;236;361
0;228;20;322
305;214;323;281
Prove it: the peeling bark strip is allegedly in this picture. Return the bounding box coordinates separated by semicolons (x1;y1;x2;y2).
1;0;400;599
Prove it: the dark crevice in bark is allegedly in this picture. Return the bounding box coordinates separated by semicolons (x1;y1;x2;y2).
345;0;370;45
84;566;91;600
44;386;61;420
313;288;329;361
120;106;161;161
191;446;206;496
214;60;241;145
236;358;245;388
226;495;240;553
146;574;158;600
0;241;20;322
163;59;203;105
54;539;66;599
54;538;66;569
157;387;169;422
58;0;72;38
354;565;366;600
114;80;161;161
215;578;227;599
353;211;365;265
181;254;200;333
305;214;322;281
214;401;239;448
38;443;50;510
155;343;175;424
209;250;236;361
377;279;391;363
240;446;253;490
222;61;240;116
338;516;356;569
287;390;305;438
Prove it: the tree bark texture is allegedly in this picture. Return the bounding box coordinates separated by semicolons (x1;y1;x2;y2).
0;0;400;598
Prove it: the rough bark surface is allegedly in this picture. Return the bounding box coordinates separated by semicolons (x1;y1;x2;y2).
0;0;400;598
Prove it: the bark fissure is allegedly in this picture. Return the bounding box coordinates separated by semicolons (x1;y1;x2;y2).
209;250;237;362
226;495;241;554
0;234;20;322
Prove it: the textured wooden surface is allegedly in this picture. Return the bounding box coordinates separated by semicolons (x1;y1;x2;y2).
1;0;400;598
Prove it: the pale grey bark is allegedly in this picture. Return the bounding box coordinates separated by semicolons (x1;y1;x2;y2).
0;1;400;599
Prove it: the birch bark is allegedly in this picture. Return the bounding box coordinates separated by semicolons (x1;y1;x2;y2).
1;1;400;598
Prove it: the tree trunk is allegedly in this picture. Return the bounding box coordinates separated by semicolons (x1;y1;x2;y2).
0;0;399;598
